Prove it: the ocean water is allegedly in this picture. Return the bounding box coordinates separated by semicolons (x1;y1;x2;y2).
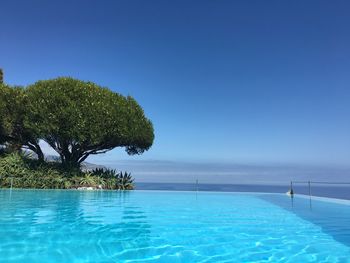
136;182;350;200
0;189;349;262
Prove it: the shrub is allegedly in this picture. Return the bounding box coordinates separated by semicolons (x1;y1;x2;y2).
0;153;134;190
91;168;134;190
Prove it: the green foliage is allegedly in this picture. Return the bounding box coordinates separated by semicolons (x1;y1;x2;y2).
91;167;119;178
119;171;134;190
24;77;154;168
1;75;149;189
0;153;65;188
79;173;97;187
0;69;3;84
0;84;43;159
1;76;154;169
0;84;18;144
91;168;134;190
0;153;134;190
0;152;28;177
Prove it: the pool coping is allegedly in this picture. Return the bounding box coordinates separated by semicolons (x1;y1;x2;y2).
295;193;350;206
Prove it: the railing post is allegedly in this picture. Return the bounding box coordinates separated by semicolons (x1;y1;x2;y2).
9;177;13;201
308;180;312;210
290;181;294;207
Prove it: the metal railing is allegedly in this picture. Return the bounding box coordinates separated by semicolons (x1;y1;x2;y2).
290;180;350;197
0;176;14;190
289;180;350;209
292;181;350;185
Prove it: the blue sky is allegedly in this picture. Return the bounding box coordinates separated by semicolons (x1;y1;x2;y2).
1;0;350;182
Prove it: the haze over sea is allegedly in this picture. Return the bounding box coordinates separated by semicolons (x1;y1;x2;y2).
88;156;350;199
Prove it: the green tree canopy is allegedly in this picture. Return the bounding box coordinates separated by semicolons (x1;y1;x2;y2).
0;69;3;84
0;84;43;158
0;84;12;144
25;77;154;167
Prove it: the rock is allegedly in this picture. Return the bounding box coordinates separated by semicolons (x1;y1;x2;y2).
77;187;95;190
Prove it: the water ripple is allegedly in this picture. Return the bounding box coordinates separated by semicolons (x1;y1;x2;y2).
0;190;349;262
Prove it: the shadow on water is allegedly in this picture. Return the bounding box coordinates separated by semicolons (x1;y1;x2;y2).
259;193;350;247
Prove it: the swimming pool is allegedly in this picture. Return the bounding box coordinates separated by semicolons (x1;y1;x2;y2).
0;189;349;262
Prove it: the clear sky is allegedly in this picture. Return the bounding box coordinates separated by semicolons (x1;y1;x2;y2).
1;0;350;182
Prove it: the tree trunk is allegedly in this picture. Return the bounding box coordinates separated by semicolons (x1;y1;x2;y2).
60;152;81;171
26;141;45;162
36;147;44;162
29;142;45;162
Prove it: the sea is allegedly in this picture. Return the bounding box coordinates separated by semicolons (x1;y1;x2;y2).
135;182;350;200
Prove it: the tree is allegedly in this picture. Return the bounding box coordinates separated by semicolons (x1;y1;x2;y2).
0;84;11;145
0;84;44;159
0;69;3;84
25;77;154;168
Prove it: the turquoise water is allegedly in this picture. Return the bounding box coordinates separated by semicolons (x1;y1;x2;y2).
0;190;349;262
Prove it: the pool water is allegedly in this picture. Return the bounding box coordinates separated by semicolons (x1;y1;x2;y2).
0;190;349;262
